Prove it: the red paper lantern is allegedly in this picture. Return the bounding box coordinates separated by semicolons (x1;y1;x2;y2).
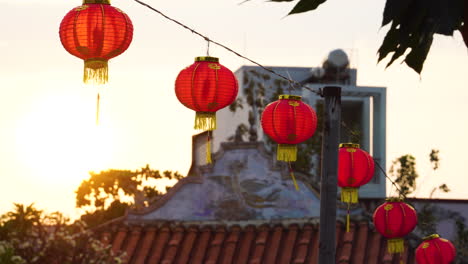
373;198;418;254
175;56;238;163
338;143;375;204
261;95;317;162
416;234;456;264
59;0;133;84
175;56;238;131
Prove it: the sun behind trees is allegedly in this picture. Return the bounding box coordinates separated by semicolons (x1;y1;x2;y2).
75;165;183;228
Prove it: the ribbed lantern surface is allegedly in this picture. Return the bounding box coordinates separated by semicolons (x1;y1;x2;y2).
338;143;375;203
175;56;238;131
261;95;317;162
373;199;418;254
415;234;456;264
59;0;133;84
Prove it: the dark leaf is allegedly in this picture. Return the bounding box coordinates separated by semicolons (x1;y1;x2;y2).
382;0;413;27
431;0;465;35
404;33;433;73
386;43;408;68
288;0;326;15
378;23;400;62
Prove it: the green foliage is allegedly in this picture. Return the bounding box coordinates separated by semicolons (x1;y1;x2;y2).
0;241;25;264
455;219;468;262
0;204;42;241
429;149;440;170
0;204;123;264
76;165;182;227
417;203;438;236
389;154;418;197
257;0;467;74
379;0;465;73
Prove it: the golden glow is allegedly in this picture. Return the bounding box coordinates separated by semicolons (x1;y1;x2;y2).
15;92;114;183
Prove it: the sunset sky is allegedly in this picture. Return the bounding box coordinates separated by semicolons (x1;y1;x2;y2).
1;0;467;219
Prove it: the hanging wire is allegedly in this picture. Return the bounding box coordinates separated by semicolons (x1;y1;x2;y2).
132;0;408;200
96;92;100;125
206;38;210;57
286;70;295;95
132;0;321;96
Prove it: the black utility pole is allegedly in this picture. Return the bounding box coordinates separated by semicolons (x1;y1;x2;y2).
318;86;341;264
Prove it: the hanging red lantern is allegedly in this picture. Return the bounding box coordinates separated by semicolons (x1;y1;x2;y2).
261;95;317;162
175;56;238;162
59;0;134;84
416;234;456;264
338;143;374;232
373;198;418;254
261;95;317;190
338;143;374;203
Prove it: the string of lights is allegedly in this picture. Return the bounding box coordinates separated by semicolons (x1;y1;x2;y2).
132;0;322;96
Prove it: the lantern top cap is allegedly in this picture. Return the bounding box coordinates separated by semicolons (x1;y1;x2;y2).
385;197;404;202
195;56;219;63
422;234;440;241
83;0;111;4
339;143;360;149
279;94;302;100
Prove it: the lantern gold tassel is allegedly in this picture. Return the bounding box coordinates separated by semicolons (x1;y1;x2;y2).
195;112;216;131
206;132;212;164
346;202;350;232
96;93;100;125
341;187;358;204
388;238;405;254
288;162;299;191
277;144;297;162
84;59;108;85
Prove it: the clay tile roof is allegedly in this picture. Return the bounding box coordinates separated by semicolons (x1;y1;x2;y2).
98;221;416;264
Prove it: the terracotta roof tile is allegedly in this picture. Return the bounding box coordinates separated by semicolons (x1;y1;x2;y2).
234;225;255;264
278;224;298;264
263;225;283;264
305;225;319;264
147;226;171;264
218;226;241;264
191;226;212;264
161;226;184;264
123;226;141;263
249;225;269;264
99;221;417;264
175;226;198;264
292;224;313;264
350;222;369;264
111;227;128;254
132;227;157;264
367;229;382;264
205;226;227;264
337;222;355;263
